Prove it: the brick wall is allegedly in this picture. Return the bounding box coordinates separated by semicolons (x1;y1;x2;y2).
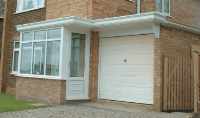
16;77;66;105
166;0;200;28
46;0;93;20
141;0;155;13
0;0;46;94
0;19;3;50
0;0;4;16
46;0;136;20
89;31;99;101
154;25;200;111
92;0;136;19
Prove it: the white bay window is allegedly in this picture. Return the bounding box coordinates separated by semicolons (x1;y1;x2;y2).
17;0;45;13
15;28;61;77
12;41;20;73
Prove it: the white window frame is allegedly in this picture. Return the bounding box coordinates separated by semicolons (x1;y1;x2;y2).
16;0;45;13
17;27;63;79
156;0;170;16
12;41;20;74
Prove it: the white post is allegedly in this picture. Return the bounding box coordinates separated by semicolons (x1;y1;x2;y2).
137;0;141;14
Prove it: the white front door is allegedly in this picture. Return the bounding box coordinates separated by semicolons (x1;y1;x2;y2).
67;33;89;100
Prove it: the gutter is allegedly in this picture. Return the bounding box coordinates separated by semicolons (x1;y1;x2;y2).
163;20;200;34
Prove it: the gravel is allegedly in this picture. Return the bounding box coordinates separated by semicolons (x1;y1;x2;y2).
0;104;168;118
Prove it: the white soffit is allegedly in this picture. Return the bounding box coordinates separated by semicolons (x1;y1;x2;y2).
16;12;200;36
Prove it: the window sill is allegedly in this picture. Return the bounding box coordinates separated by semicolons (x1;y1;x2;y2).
14;6;45;15
10;73;65;80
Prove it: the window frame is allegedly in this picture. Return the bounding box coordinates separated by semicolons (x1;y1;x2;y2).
156;0;170;16
17;27;63;79
12;41;20;74
16;0;45;13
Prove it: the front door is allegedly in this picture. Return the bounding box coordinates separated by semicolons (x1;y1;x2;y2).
67;33;89;100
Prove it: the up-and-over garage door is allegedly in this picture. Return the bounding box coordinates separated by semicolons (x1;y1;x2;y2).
99;34;154;104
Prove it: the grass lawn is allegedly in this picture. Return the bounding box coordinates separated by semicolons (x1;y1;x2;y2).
0;93;50;113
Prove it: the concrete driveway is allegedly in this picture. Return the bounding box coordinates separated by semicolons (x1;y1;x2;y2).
0;102;193;118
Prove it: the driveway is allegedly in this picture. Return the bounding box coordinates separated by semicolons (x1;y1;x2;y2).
0;102;193;118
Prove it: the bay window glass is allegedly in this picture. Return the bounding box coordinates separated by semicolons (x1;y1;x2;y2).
47;28;61;39
34;30;46;40
156;0;162;13
46;41;60;76
22;32;33;41
20;43;32;74
18;28;61;77
13;42;20;72
33;42;45;75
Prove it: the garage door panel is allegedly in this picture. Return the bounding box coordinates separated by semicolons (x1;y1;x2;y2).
101;54;154;61
101;71;153;76
101;50;154;55
101;60;153;65
100;94;153;104
100;75;153;83
99;34;154;104
101;65;153;72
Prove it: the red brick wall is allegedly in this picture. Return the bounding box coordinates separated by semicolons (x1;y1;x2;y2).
141;0;155;13
46;0;93;20
0;19;3;50
16;77;66;105
166;0;200;28
46;0;136;20
154;25;200;111
89;31;99;101
92;0;136;19
0;0;46;94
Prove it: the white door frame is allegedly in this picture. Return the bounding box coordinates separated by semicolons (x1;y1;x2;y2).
66;27;90;100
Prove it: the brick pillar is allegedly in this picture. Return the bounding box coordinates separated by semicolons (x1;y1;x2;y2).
0;0;11;92
89;31;99;101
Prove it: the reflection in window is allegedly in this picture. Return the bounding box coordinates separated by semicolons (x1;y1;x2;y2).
33;42;45;75
34;30;46;40
156;0;170;15
20;43;32;74
70;33;85;77
46;41;60;76
47;28;61;39
24;0;37;10
13;51;19;71
22;32;33;41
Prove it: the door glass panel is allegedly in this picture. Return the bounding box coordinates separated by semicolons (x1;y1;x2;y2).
70;33;85;77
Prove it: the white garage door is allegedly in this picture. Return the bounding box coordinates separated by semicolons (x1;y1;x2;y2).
99;34;154;104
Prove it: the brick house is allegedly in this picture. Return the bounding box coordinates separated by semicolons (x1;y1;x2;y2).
0;0;200;112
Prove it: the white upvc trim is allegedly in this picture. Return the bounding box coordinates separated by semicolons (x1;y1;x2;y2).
0;16;4;19
163;21;200;34
12;73;63;80
16;12;200;37
137;0;141;14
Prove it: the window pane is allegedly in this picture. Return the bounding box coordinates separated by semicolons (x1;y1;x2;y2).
156;0;162;12
47;28;61;39
38;0;45;6
46;41;60;76
164;0;170;14
70;33;85;77
15;42;20;48
13;51;19;71
22;32;33;41
33;42;45;75
34;30;46;40
24;0;37;10
17;0;24;11
20;43;32;74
